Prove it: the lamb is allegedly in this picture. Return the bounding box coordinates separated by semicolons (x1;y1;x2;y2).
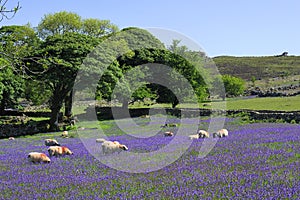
101;140;128;154
164;131;174;137
8;137;15;140
198;130;209;138
47;146;73;157
28;152;51;163
213;129;229;138
45;139;60;146
188;134;199;140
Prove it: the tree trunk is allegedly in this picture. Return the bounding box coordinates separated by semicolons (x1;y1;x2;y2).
0;91;9;115
0;99;5;115
64;90;73;117
49;105;61;132
122;100;129;109
172;98;179;108
49;89;64;132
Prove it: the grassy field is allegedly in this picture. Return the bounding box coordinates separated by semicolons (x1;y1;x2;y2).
140;96;300;111
214;95;300;111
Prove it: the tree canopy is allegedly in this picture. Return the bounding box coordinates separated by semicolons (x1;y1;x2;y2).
28;32;99;130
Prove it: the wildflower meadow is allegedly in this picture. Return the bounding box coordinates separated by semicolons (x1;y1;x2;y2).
0;117;299;199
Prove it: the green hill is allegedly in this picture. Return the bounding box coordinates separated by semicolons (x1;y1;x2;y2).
212;55;300;81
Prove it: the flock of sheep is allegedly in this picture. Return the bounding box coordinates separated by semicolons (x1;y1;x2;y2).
95;126;229;155
27;131;73;164
25;124;229;163
188;128;229;140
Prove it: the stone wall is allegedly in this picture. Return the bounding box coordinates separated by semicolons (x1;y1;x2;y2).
1;107;299;138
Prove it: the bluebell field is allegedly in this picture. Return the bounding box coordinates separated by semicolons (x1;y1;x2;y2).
0;118;299;199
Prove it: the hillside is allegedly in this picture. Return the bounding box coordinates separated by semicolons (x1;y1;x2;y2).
213;55;300;81
212;55;300;96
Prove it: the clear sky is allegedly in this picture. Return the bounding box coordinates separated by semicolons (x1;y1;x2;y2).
1;0;300;57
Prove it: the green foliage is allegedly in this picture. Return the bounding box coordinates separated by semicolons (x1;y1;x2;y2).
82;18;118;37
222;74;245;97
105;48;208;108
0;25;39;112
37;11;118;39
37;11;82;38
117;27;165;50
27;32;99;130
0;66;24;112
24;80;51;105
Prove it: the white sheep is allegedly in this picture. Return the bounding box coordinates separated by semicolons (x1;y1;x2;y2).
101;140;128;154
45;139;60;146
8;137;15;140
198;130;210;138
164;131;174;137
61;131;68;138
47;146;73;157
213;129;229;138
188;134;199;140
28;152;51;163
96;138;107;143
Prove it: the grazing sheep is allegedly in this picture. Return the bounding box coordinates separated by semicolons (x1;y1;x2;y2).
28;152;51;163
164;131;174;137
101;140;128;154
213;129;229;138
198;130;210;138
96;138;107;143
61;131;68;138
47;146;73;157
45;139;60;146
189;134;199;140
161;123;177;128
8;137;15;140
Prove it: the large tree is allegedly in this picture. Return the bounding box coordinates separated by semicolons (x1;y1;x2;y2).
37;11;119;121
97;48;208;108
28;32;99;131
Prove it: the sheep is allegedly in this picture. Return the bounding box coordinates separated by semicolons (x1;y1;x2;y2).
198;130;210;138
61;131;68;138
188;134;199;140
213;129;229;138
161;123;177;128
45;139;60;146
8;137;15;140
47;146;73;157
28;152;51;163
164;131;174;137
96;138;107;143
101;140;128;154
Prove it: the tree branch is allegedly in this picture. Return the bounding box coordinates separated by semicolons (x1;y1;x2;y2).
0;0;21;22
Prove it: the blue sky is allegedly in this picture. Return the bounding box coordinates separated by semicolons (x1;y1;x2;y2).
1;0;300;57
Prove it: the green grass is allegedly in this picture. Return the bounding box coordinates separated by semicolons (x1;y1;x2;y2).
222;96;300;111
148;96;300;111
